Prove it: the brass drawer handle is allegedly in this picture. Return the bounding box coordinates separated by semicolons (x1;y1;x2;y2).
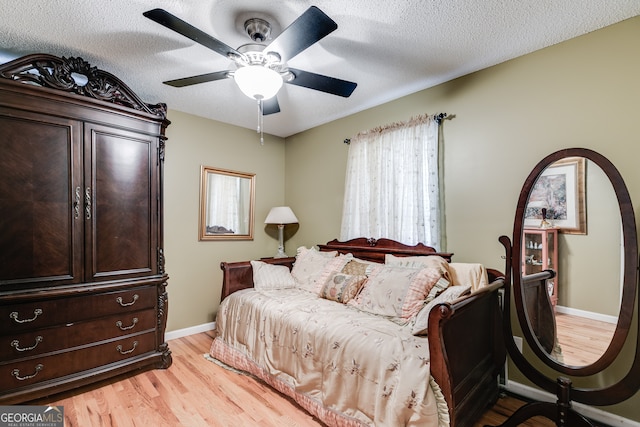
116;294;139;307
116;318;138;331
10;309;43;324
12;364;43;381
116;341;138;355
11;336;43;352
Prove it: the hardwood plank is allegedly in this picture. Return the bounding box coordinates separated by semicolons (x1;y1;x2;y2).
475;395;556;427
555;312;616;366
35;331;322;426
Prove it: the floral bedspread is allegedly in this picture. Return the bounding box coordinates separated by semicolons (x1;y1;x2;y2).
209;288;448;427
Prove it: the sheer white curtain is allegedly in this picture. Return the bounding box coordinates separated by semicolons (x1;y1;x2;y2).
340;114;441;248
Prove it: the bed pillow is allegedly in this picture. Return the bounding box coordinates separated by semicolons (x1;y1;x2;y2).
347;264;442;324
411;285;472;335
295;246;338;259
341;258;376;276
250;260;296;290
291;247;352;294
448;263;488;291
320;272;367;303
425;275;451;302
385;254;451;283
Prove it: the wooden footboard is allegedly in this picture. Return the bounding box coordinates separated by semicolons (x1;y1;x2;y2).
428;269;506;427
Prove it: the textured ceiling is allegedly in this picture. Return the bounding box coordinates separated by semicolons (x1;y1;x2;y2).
1;1;639;137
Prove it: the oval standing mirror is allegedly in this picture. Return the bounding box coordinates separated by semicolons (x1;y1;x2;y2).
492;148;640;426
514;149;636;376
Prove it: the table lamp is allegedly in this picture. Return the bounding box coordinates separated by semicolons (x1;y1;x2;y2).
264;206;298;258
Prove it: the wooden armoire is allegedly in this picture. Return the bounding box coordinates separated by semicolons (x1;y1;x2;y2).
0;54;172;404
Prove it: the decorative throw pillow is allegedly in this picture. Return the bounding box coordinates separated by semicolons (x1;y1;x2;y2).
320;273;367;303
251;260;295;290
385;254;452;283
291;247;351;294
411;285;472;335
341;259;374;276
347;264;442;323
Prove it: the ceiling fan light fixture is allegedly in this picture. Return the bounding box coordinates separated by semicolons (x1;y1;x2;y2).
234;65;283;100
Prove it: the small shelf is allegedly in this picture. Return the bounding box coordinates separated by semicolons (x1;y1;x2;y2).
523;227;559;306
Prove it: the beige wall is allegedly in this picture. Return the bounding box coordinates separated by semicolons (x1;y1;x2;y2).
559;162;621;316
284;16;640;422
163;111;286;331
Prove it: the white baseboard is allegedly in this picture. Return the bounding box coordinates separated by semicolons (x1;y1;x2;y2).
165;322;216;341
505;381;640;426
555;305;618;324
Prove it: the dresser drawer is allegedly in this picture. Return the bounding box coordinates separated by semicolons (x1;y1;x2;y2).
0;308;157;360
0;331;156;393
0;286;156;332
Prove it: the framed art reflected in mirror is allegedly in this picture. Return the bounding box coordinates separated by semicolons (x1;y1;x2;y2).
199;166;255;241
524;156;586;234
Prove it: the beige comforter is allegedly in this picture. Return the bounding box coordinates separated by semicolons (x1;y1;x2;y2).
209;288;448;427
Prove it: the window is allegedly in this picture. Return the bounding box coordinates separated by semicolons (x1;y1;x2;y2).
340;114;442;248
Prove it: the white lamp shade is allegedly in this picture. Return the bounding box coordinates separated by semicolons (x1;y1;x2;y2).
234;65;283;100
264;206;298;225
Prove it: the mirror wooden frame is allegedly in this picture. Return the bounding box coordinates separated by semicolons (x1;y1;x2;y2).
198;166;255;241
497;148;640;419
513;149;636;377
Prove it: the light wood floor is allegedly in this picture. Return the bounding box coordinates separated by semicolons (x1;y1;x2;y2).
555;312;616;366
37;331;558;426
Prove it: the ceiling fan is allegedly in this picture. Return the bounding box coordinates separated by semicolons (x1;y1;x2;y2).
143;6;357;116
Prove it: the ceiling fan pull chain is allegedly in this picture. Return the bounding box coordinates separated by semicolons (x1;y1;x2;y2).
256;98;261;134
257;98;265;145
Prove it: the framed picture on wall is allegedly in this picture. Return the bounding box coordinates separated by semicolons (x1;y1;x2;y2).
524;157;586;234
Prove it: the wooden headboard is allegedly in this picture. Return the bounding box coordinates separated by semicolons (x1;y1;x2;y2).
220;237;453;300
317;237;453;263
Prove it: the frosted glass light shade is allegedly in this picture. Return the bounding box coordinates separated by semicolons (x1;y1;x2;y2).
264;206;298;225
234;65;283;100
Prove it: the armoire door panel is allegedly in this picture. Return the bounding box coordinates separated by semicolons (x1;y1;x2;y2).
85;124;158;280
0;113;83;287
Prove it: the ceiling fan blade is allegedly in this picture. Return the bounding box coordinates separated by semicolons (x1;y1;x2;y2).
262;97;280;115
144;8;240;59
265;6;337;62
287;68;357;97
163;71;230;87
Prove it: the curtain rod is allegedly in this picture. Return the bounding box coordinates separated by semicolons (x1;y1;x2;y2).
343;112;448;144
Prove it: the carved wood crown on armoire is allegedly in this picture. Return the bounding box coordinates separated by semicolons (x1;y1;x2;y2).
0;54;172;404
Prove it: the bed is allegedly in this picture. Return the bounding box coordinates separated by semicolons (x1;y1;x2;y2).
209;238;506;427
